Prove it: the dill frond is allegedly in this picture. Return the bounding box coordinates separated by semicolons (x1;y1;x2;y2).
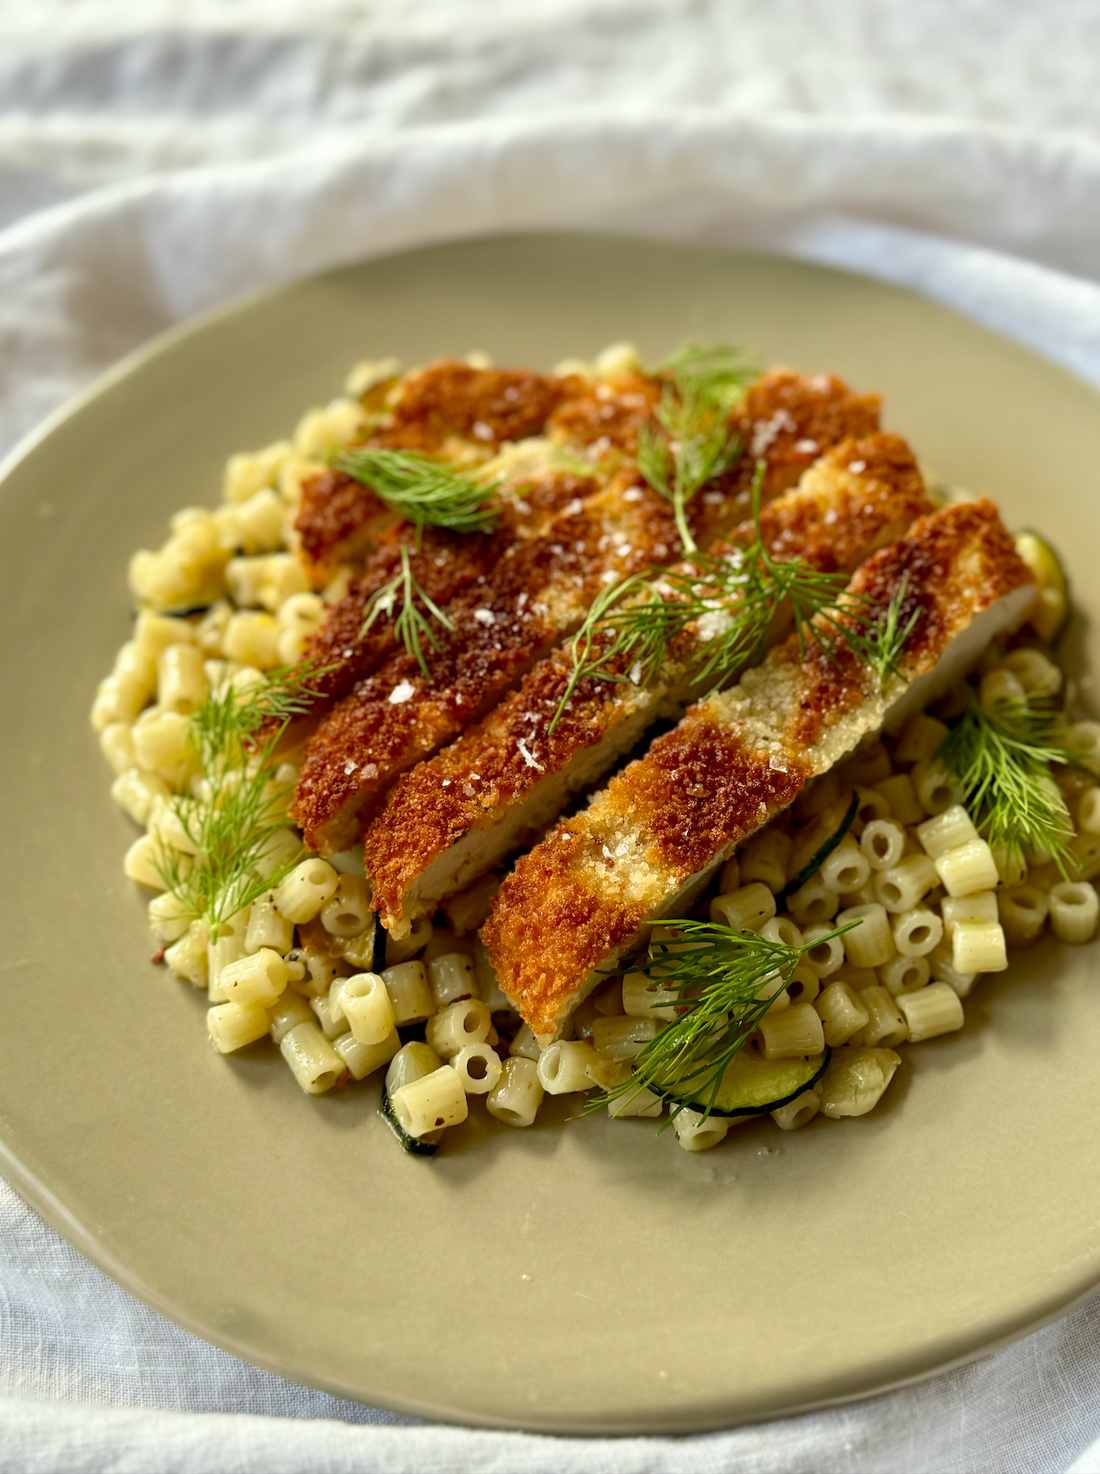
637;342;756;554
155;669;328;934
546;572;685;736
333;447;501;544
938;693;1084;872
581;918;858;1123
359;544;454;679
547;467;920;732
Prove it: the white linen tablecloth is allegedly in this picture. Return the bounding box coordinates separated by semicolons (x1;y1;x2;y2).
4;4;1100;1469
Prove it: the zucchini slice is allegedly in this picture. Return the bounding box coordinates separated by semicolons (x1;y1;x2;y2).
776;790;859;905
379;1086;440;1157
661;1046;830;1118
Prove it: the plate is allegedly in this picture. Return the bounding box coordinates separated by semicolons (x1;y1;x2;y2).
3;234;1100;1434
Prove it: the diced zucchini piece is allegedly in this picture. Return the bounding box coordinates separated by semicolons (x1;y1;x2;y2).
657;1045;830;1118
379;1087;440;1156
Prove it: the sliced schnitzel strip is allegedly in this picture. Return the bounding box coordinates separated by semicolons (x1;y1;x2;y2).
294;359;592;579
483;498;1036;1042
293;373;883;851
286;366;879;740
266;465;601;754
363;434;931;937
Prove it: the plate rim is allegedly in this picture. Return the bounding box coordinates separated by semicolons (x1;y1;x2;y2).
4;231;1100;1434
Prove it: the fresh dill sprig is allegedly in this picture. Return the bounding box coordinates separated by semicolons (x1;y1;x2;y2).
546;572;688;736
938;692;1084;872
583;918;858;1122
333;447;501;544
359;543;455;679
637;343;756;555
546;468;921;733
803;577;921;695
155;670;325;934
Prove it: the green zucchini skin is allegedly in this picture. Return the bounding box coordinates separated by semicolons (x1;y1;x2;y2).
663;1047;831;1118
775;790;859;906
379;1086;440;1157
370;910;388;974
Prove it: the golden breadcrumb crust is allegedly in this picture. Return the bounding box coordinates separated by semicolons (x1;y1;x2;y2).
362;432;930;931
292;372;884;851
483;498;1034;1039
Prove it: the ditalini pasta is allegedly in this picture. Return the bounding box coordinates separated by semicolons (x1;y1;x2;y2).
93;343;1097;1156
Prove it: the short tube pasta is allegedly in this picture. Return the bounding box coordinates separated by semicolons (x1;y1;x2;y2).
854;986;907;1049
391;1066;469;1136
1066;721;1100;776
892;907;943;958
878;953;931;997
621;971;679;1021
934;840;1000;898
851;785;892;834
910;757;966;817
771;1089;821;1131
997;884;1049;947
244;894;294;955
452;1043;503;1095
537;1040;601;1094
894;712;950;766
272;858;339;924
952;920;1008;974
334;1028;400;1081
785;963;821;1006
673;1107;730;1153
164;920;209;988
319;875;373;938
1049;882;1100;944
157;643;207;715
268;989;314;1044
1078;788;1100;836
835;903;896;968
860;818;906;871
100;722;137;776
814;982;870;1047
786;873;840;927
207;1000;270;1053
590;1015;661;1061
820;836;871;895
1000;647;1061;698
941;891;998;937
219;947;289;1006
333;972;396;1046
427;952;478;1009
487;1057;544;1127
874;854;939;914
759;916;804;951
426;998;492;1058
896;982;964;1042
382;961;435;1024
709;882;776;933
873;773;924;826
928;939;978;998
280;1021;345;1094
759;1001;825;1060
800;925;845;978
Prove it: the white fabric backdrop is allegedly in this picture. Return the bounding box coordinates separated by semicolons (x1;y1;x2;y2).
4;4;1100;1470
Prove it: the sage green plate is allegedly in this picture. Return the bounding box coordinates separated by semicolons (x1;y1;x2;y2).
2;235;1100;1434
